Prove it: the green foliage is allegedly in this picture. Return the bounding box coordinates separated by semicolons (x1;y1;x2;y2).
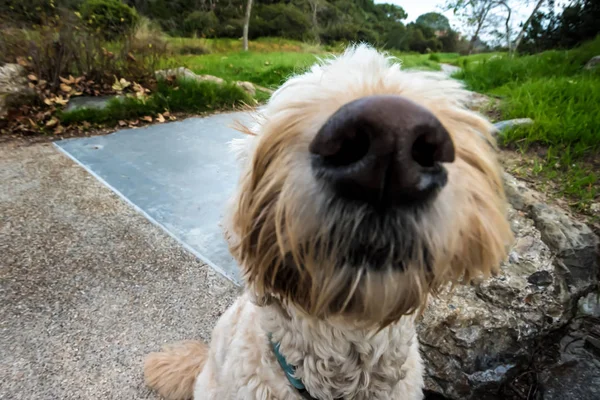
59;78;251;124
521;0;600;54
80;0;139;40
251;4;313;41
428;53;441;62
415;12;450;32
0;10;167;89
457;36;600;158
183;11;219;38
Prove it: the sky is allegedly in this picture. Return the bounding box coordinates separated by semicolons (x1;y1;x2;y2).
375;0;569;36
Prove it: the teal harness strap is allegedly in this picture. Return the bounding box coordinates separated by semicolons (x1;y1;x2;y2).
270;338;306;390
269;334;317;399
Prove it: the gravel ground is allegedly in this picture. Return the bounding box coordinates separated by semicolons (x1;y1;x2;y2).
0;142;240;400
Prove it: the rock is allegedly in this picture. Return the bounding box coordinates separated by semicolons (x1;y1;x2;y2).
419;173;599;399
440;63;461;76
236;81;256;96
493;118;534;133
64;95;122;112
0;63;36;118
155;68;265;97
155;67;224;85
584;56;600;70
539;316;600;400
467;92;491;111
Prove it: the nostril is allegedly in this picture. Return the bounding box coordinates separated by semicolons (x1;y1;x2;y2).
320;130;370;167
411;134;438;168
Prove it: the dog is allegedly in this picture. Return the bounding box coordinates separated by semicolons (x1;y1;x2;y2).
143;45;513;400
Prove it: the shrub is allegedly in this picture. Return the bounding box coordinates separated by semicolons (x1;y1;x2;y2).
428;53;441;62
183;11;219;38
0;11;167;90
79;0;139;41
251;4;312;41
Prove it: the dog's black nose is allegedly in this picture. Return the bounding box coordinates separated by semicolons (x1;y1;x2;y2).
309;95;455;206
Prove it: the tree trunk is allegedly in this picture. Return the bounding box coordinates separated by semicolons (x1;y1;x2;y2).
242;0;254;52
468;19;485;54
310;0;320;44
513;0;545;52
467;3;492;55
500;1;512;54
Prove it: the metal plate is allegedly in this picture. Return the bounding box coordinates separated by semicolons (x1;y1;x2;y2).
55;112;252;283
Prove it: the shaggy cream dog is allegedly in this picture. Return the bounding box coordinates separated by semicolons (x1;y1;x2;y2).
144;45;513;400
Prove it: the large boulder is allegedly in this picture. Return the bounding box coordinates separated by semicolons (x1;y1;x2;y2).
0;63;36;118
419;173;599;399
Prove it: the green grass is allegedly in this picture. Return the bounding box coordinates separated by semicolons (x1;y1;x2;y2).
166;37;322;54
453;36;600;210
59;78;252;125
171;49;440;89
174;51;320;88
389;52;441;71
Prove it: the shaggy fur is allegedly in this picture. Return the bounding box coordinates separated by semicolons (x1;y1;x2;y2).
144;45;513;399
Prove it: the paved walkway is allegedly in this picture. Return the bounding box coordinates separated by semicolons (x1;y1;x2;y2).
55;113;251;283
0;142;239;400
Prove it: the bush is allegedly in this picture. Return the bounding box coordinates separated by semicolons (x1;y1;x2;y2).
251;4;312;41
0;11;167;90
183;11;219;38
428;53;441;62
79;0;139;40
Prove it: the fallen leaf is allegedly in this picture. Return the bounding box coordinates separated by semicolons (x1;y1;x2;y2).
28;82;35;89
112;76;131;93
162;111;170;117
82;121;91;129
54;96;69;106
118;120;127;127
127;52;137;62
156;113;165;123
54;125;64;135
168;115;176;121
27;74;38;81
45;117;59;127
43;98;53;106
60;83;72;92
28;118;38;128
141;116;153;122
17;57;28;67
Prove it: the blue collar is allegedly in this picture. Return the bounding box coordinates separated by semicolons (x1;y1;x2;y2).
269;334;317;399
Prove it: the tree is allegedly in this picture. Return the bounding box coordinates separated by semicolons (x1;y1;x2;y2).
497;0;513;53
513;0;545;52
307;0;323;43
243;0;253;51
415;12;451;32
376;3;408;21
446;0;498;54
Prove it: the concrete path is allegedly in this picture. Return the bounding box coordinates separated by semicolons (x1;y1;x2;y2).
55;113;252;283
440;63;461;76
0;142;239;400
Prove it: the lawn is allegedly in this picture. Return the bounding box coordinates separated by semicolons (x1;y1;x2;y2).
166;37;441;89
454;37;600;212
